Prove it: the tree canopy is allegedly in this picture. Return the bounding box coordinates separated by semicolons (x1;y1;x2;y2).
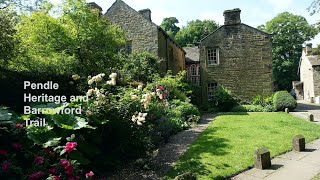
175;19;219;47
160;17;180;38
261;12;318;90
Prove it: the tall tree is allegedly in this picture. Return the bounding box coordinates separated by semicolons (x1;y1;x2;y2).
262;12;318;90
175;20;219;47
160;17;180;38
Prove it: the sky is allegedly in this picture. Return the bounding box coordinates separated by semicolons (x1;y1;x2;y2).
50;0;320;46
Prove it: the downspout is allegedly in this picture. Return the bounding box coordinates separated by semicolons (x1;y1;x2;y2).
165;36;169;72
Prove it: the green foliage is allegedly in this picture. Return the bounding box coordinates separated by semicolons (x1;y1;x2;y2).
273;91;297;111
175;20;219;47
231;105;265;112
118;52;160;83
9;0;125;75
160;17;180;38
208;87;238;112
262;12;318;90
0;8;17;65
308;0;320;15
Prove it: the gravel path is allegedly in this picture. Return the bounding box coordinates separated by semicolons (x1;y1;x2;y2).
109;113;216;180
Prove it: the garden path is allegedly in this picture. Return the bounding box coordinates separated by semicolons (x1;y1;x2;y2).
109;113;216;180
290;100;320;124
232;139;320;180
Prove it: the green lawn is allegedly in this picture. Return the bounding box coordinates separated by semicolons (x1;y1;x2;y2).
165;112;320;180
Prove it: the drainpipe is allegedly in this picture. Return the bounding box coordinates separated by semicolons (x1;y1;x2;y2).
165;36;169;72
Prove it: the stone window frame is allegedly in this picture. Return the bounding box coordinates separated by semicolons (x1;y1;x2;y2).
207;82;218;100
190;64;198;76
207;47;219;66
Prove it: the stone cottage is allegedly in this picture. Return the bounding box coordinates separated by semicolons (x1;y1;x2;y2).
199;8;273;102
294;43;320;104
105;0;185;75
185;47;200;86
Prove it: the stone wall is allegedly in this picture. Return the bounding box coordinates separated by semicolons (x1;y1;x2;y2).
105;0;159;56
300;56;314;100
200;24;273;101
158;30;185;75
313;66;320;98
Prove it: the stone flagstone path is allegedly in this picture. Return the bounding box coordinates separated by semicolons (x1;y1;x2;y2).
232;139;320;180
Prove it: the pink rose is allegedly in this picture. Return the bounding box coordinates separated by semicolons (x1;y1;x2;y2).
85;171;94;178
49;168;58;175
64;163;74;176
53;176;60;180
0;149;7;155
59;159;69;168
12;143;22;151
15;124;24;128
2;161;10;173
65;142;77;153
33;156;44;165
29;171;45;180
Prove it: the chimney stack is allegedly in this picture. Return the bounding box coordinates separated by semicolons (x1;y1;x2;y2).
306;43;313;55
88;2;103;15
223;8;241;25
138;9;152;21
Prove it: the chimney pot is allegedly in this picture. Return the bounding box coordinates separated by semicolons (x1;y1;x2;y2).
139;9;152;21
223;8;241;25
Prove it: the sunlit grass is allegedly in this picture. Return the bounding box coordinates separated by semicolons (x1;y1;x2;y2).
165;112;320;180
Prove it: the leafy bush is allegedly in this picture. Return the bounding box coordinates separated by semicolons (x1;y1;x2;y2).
208;87;238;112
231;105;264;112
118;52;160;83
273;91;297;111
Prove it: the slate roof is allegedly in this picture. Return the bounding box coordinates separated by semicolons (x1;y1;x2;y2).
184;47;199;64
307;56;320;66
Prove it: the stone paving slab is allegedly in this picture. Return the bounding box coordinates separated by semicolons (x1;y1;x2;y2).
232;139;320;180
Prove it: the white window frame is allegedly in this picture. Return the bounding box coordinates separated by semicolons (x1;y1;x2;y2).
207;48;219;65
207;82;218;100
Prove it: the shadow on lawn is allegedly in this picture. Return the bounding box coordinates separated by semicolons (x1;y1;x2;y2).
166;127;231;179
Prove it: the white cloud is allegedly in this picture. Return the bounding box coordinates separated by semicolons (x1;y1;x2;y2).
151;10;175;25
266;0;293;12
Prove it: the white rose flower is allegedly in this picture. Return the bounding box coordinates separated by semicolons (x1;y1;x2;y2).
86;89;95;96
137;85;143;91
72;74;80;81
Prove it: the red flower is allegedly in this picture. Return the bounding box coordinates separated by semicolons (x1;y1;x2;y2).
12;143;22;151
33;156;44;165
65;142;77;153
0;149;7;155
85;171;94;178
157;85;164;91
29;171;45;180
64;163;74;176
15;124;24;128
60;159;69;168
2;161;10;173
49;168;58;175
53;176;60;180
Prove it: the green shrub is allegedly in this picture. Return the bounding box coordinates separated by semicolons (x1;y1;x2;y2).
231;105;265;112
208;87;238;112
273;91;297;111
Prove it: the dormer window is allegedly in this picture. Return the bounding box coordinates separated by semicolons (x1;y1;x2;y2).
207;48;219;65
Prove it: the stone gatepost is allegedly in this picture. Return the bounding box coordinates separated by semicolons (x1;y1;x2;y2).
309;114;314;121
254;147;271;170
292;135;305;152
285;108;289;113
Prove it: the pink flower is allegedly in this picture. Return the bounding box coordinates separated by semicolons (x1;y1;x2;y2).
64;163;74;176
0;149;7;155
85;171;94;178
60;159;69;168
33;156;44;165
2;161;10;173
12;143;22;151
65;142;77;153
15;124;24;128
29;171;45;180
49;168;58;175
53;176;60;180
